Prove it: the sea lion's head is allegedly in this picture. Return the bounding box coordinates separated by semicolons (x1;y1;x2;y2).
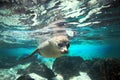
50;35;70;54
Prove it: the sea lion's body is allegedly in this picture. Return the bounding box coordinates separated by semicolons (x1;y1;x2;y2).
38;40;61;58
24;35;69;59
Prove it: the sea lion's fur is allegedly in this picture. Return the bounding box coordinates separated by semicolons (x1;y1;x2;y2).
24;35;69;59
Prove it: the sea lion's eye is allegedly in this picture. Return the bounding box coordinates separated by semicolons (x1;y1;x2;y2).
58;43;64;47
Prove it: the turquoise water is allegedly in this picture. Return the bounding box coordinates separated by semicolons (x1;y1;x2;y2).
0;44;112;60
0;40;120;60
0;0;120;61
69;43;120;59
69;44;109;59
0;48;35;57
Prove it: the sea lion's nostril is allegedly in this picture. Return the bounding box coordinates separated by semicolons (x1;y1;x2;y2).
64;50;68;53
60;49;68;54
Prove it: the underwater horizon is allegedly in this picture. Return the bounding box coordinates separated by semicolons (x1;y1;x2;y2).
0;0;120;80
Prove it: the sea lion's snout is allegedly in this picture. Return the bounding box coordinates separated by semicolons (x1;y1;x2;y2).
60;47;68;54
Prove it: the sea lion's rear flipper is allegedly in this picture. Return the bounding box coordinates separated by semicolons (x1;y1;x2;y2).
23;49;38;60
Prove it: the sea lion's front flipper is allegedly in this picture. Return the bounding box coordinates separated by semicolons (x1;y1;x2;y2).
23;49;38;60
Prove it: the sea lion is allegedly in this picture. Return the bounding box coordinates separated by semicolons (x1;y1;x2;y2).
23;19;71;59
24;35;70;59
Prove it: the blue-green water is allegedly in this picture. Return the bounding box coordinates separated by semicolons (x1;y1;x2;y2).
0;40;120;60
69;43;120;59
0;0;120;61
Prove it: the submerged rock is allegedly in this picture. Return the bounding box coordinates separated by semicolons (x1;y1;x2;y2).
17;61;56;80
53;56;84;80
16;74;34;80
53;56;120;80
105;58;120;80
83;58;120;80
0;56;120;80
16;73;48;80
0;56;18;68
